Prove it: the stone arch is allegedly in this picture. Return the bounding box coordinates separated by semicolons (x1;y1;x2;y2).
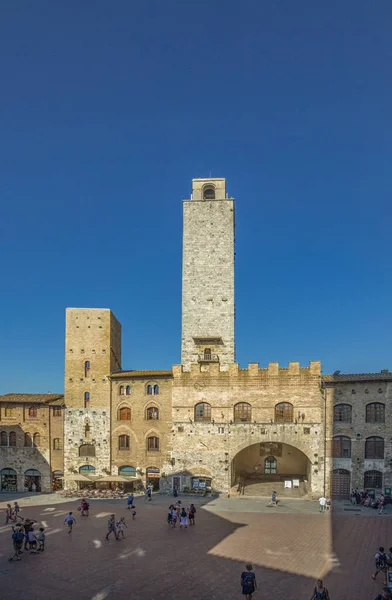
111;424;139;445
231;436;315;464
144;426;160;439
143;398;162;411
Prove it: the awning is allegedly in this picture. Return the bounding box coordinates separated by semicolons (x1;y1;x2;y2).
96;475;134;483
66;475;93;482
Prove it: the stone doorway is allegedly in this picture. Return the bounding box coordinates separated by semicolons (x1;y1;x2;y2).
232;442;312;497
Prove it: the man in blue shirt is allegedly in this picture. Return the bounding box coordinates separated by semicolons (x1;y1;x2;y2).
9;526;24;561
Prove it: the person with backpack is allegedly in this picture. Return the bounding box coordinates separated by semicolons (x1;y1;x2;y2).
310;579;330;600
373;547;388;580
9;525;25;561
240;564;257;599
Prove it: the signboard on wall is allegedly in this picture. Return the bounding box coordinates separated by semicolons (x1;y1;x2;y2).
192;479;199;488
293;479;300;488
284;480;292;488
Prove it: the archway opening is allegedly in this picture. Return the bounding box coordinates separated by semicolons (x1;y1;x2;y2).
232;441;312;497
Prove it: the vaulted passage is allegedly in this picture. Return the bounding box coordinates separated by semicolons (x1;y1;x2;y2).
232;442;312;497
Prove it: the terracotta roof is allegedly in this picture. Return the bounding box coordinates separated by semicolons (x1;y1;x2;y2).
0;393;64;405
110;370;172;378
322;372;392;383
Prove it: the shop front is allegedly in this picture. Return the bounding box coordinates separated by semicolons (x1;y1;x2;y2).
52;470;64;490
0;468;17;492
24;469;41;492
146;467;160;491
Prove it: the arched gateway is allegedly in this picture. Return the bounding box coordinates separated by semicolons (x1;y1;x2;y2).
232;442;313;497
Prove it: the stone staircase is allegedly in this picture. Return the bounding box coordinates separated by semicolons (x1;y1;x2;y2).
230;478;308;498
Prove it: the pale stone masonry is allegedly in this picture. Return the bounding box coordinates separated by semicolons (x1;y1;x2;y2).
181;178;235;371
1;177;391;498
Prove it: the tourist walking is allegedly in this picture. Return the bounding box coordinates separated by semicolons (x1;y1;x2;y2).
13;502;22;522
379;495;386;515
9;525;25;562
171;506;178;527
28;527;38;553
188;503;196;525
147;487;152;501
131;506;136;520
372;547;387;580
319;496;327;513
36;527;45;552
127;493;134;509
268;491;278;507
179;507;188;529
105;514;119;540
116;517;127;539
80;499;89;516
310;579;330;599
5;504;15;524
22;518;37;549
167;505;173;525
240;564;257;599
64;512;76;534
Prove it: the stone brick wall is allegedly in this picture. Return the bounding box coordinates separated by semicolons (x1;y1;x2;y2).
325;379;392;493
110;374;173;485
161;360;325;496
181;178;235;371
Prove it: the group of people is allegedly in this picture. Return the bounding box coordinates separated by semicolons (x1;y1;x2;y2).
371;547;392;600
9;517;45;561
167;501;196;528
105;514;128;541
351;489;389;514
318;496;332;512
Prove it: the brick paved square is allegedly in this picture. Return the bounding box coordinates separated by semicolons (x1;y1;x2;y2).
0;495;391;600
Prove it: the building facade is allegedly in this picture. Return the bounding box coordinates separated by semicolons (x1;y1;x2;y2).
1;177;391;497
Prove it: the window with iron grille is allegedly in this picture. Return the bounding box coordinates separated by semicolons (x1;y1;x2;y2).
147;436;159;451
118;435;130;451
234;402;252;423
366;403;385;423
275;402;293;423
334;404;352;423
364;470;382;489
332;436;351;458
194;402;211;422
365;437;384;459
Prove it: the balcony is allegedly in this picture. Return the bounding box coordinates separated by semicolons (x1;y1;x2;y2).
198;353;219;363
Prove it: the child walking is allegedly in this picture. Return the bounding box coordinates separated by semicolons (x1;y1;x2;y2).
188;504;196;526
64;512;76;533
116;517;127;539
9;525;24;562
106;514;119;540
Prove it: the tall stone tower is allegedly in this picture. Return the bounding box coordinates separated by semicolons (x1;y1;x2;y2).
63;308;122;485
181;178;235;371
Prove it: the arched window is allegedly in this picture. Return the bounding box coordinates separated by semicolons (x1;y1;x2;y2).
119;407;131;421
119;465;136;477
53;438;62;450
203;186;215;200
79;444;95;457
126;385;131;396
234;402;252;423
147;436;159;451
24;432;32;447
119;385;125;395
0;431;7;446
366;403;385;423
147;384;159;395
8;432;16;447
365;437;384;459
84;392;90;408
204;348;212;360
79;465;96;474
119;435;130;450
33;433;40;447
146;407;159;420
275;402;293;423
28;406;37;418
334;404;352;423
332;436;351;458
84;361;90;377
364;470;383;489
264;456;277;474
24;469;40;476
194;402;211;422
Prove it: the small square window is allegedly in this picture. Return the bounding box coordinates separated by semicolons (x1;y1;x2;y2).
178;426;184;432
218;427;225;434
303;427;311;434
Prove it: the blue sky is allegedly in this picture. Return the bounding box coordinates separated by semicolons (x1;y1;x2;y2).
0;1;391;394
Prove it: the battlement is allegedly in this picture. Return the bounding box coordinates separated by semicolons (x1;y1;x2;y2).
172;360;321;379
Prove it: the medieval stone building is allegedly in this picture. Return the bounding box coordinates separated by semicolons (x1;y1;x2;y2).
1;177;391;497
